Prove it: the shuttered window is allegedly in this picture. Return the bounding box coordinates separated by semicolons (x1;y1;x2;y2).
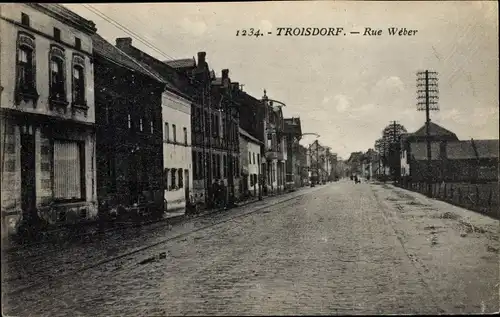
54;140;83;200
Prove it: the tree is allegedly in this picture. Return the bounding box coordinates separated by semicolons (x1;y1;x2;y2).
380;122;407;181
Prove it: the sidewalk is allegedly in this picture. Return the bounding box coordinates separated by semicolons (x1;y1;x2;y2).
371;182;499;313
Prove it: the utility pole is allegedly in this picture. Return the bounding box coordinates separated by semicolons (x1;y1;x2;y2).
417;70;439;196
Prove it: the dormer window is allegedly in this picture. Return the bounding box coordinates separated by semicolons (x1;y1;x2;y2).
75;37;81;50
53;27;61;41
49;46;67;106
21;13;30;27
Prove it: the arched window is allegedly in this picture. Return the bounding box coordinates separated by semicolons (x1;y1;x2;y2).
49;46;66;103
16;32;38;103
72;54;86;106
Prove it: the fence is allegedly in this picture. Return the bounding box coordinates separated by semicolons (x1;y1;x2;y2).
400;181;499;219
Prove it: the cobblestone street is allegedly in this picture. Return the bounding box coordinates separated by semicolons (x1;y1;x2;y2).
3;181;498;316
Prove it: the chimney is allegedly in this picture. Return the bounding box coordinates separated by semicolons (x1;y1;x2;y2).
116;37;132;49
197;52;206;65
222;69;229;79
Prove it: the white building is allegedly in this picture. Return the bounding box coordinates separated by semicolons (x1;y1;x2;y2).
1;4;97;238
162;90;193;213
239;128;263;198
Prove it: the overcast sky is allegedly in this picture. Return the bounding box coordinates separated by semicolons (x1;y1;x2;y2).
65;1;498;159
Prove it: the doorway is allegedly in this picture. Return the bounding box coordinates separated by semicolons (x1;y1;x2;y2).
21;131;36;218
184;169;190;202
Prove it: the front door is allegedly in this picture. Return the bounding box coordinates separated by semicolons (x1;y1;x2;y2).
184;169;190;202
21;131;36;217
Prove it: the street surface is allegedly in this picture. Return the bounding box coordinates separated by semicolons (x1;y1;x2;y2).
2;180;498;316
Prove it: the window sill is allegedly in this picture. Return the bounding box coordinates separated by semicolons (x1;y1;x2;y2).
15;89;39;105
72;102;89;112
49;98;69;110
52;199;86;205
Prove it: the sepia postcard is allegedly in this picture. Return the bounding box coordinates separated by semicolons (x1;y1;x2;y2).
0;1;498;316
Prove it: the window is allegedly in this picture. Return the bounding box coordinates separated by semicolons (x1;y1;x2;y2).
127;114;132;129
139;118;143;131
211;113;216;136
223;155;227;178
212;154;217;179
171;168;176;189
150;121;154;134
163;169;169;190
16;33;37;99
72;54;86;106
53;27;61;41
75;37;81;50
178;169;183;188
172;124;177;142
21;13;30;26
217;154;221;179
193;152;198;180
198;153;204;179
204;111;210;134
253;153;256;164
53;140;84;201
49;46;66;103
249;152;251;163
183;127;188;145
257;154;260;165
164;122;169;140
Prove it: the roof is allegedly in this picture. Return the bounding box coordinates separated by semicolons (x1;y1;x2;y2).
447;139;499;159
284;117;302;136
239;128;263;145
473;139;499;158
409;139;499;160
163;58;196;69
212;77;223;85
412;122;458;139
92;34;164;83
34;4;97;34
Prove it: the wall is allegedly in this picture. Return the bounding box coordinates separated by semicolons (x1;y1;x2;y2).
162;91;192;211
1;4;95;124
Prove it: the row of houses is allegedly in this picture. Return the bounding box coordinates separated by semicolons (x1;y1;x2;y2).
0;4;311;238
347;121;498;183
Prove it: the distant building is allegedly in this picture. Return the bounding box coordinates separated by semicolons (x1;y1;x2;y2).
262;91;287;194
165;52;241;208
1;4;97;237
400;122;498;183
284;117;302;189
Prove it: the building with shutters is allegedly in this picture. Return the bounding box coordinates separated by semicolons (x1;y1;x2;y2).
0;4;98;238
239;127;263;199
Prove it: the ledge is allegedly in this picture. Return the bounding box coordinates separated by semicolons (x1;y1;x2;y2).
49;98;69;111
15;89;40;105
